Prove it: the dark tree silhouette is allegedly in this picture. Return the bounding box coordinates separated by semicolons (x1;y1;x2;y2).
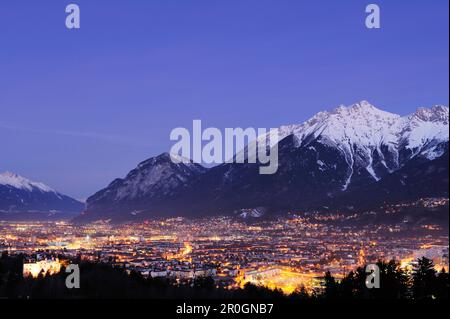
323;271;338;299
1;252;448;300
193;276;215;290
374;260;410;299
241;282;284;299
290;285;310;300
435;268;449;299
412;257;437;300
339;271;356;299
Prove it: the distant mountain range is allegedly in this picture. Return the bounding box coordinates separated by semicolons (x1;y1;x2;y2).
0;172;84;219
78;101;449;222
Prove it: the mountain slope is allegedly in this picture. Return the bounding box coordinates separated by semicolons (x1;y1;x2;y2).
327;144;449;210
81;153;207;221
257;101;448;189
0;172;84;214
81;101;449;221
176;102;449;215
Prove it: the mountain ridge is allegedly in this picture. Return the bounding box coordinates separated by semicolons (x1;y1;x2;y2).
0;172;84;215
79;101;449;222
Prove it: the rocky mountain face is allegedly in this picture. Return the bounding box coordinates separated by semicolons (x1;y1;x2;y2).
80;101;449;222
84;153;206;219
0;172;84;215
326;146;449;211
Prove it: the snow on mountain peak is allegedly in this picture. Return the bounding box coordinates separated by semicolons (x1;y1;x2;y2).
262;100;448;153
264;101;448;189
0;172;55;193
410;105;449;123
401;105;449;158
137;152;198;168
279;101;448;149
289;101;401;149
332;100;382;115
92;152;206;202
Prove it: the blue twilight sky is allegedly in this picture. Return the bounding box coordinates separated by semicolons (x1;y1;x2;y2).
0;0;448;200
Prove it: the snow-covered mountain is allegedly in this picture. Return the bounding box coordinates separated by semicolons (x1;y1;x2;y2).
81;101;449;222
85;153;206;219
0;172;56;193
0;172;84;214
265;101;448;189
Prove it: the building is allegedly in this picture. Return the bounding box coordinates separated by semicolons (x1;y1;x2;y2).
23;259;62;278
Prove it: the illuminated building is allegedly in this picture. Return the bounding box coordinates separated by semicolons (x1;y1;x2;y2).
23;259;62;278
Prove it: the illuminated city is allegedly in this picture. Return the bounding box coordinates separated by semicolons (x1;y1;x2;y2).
2;204;448;295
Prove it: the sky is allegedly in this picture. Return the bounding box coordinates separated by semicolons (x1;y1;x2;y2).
0;0;448;200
